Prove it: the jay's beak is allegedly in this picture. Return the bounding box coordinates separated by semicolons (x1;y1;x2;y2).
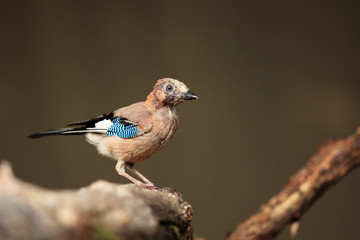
182;90;198;100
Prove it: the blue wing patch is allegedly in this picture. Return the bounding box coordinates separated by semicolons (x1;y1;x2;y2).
106;118;139;138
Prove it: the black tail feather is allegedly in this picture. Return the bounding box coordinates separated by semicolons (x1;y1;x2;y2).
28;127;88;138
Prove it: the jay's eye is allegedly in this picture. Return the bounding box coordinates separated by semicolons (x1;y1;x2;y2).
166;85;173;91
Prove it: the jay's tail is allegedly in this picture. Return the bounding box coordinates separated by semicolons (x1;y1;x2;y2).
28;113;113;138
28;127;106;138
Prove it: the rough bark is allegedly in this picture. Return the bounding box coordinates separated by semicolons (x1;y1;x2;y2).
0;162;193;240
2;128;360;240
228;128;360;240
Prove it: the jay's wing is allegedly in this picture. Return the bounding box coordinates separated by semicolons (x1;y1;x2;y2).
68;114;149;139
29;102;152;139
69;102;152;138
104;118;140;138
67;112;115;127
67;102;153;138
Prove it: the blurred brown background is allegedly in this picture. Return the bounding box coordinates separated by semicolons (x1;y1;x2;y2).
1;1;360;240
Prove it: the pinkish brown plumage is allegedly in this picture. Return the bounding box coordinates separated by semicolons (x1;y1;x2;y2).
29;78;198;187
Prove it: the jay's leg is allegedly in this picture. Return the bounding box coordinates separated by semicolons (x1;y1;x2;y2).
115;161;150;186
125;162;154;186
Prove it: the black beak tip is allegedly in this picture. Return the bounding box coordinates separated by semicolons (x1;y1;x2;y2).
184;90;198;100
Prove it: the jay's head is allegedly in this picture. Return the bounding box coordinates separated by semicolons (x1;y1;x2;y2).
150;78;198;106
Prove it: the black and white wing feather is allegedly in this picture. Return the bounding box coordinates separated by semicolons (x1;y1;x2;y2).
28;112;140;139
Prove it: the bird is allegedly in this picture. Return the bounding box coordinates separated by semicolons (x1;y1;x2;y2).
29;78;198;187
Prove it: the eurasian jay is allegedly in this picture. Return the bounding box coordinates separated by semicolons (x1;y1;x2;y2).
29;78;198;187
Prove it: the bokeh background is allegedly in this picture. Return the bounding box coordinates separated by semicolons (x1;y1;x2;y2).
1;1;360;240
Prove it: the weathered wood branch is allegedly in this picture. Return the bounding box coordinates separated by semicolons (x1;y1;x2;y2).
2;128;359;240
228;128;360;240
0;163;193;240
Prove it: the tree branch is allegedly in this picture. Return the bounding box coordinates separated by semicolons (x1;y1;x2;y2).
2;128;360;240
228;127;360;240
0;163;193;240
